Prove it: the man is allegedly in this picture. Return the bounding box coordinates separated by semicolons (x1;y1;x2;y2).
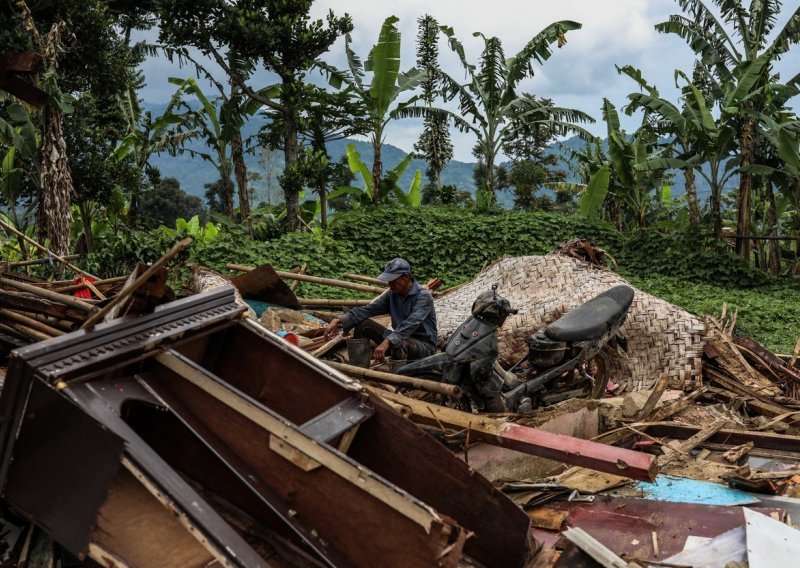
323;258;437;361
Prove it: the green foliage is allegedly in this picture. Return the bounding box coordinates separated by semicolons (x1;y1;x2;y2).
336;143;422;207
329;205;621;285
191;228;380;299
159;216;219;243
83;229;176;277
140;177;205;228
617;228;768;286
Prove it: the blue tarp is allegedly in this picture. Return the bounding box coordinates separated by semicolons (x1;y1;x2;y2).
634;475;761;506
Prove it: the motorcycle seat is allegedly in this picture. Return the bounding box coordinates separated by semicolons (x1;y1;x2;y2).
544;285;634;343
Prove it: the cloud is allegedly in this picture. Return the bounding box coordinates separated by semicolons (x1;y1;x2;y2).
136;0;800;161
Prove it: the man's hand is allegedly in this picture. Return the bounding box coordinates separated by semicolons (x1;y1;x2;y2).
324;318;343;339
373;339;391;361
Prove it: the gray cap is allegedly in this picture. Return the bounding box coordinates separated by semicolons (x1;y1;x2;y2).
377;258;411;282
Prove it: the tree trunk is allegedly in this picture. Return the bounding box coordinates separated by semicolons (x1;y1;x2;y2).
684;168;701;224
736;117;756;261
709;165;723;236
485;147;495;206
230;130;252;237
221;170;235;219
765;181;781;276
77;199;94;253
372;135;382;205
37;106;73;256
283;105;301;230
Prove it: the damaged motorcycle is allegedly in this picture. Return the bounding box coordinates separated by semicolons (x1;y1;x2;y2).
398;284;635;413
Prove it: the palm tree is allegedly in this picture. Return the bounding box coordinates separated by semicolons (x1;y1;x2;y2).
657;0;800;259
402;21;593;205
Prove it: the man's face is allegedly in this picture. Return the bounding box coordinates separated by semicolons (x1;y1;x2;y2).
388;273;412;295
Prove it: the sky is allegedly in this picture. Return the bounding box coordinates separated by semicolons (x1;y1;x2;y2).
137;0;800;162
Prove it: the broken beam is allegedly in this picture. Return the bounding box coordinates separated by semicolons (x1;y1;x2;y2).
372;389;658;482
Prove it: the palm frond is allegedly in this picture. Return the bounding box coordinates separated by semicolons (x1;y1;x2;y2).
767;2;800;57
616;64;660;97
438;24;477;78
344;33;366;91
393;105;478;134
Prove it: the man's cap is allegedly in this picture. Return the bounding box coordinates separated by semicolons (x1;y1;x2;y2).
377;258;411;282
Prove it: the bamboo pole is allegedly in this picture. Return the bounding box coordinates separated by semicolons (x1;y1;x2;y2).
0;277;97;313
325;360;463;398
297;298;372;307
9;254;80;268
342;273;386;286
52;275;128;293
2;320;51;342
81;238;192;330
0;218;97;279
226;263;384;294
0;308;63;337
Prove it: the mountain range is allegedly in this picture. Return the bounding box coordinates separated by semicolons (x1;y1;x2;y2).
143;102;723;209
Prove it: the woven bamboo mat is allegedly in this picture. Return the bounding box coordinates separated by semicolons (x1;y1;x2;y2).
434;255;706;391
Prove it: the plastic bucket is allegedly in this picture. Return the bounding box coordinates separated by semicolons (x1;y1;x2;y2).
389;358;407;374
347;338;372;368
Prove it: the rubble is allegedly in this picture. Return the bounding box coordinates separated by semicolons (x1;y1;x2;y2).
2;246;800;567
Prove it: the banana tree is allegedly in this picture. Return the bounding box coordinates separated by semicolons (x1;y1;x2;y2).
112;86;198;225
397;20;592;206
329;143;421;208
578;99;671;229
657;0;800;259
621;65;739;234
0;97;40;258
338;16;424;204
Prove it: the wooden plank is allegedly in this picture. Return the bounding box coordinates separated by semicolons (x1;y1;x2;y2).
373;389;658;482
297;298;372;307
659;417;729;466
561;527;631;568
593;388;709;447
228;263;300;308
737;337;800;385
81;238;192;329
642;422;800;453
0;290;87;322
0;71;47;106
635;374;670;421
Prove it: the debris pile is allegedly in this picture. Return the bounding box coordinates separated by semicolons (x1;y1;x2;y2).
1;243;800;567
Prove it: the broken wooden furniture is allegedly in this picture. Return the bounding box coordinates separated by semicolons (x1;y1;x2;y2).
0;287;533;567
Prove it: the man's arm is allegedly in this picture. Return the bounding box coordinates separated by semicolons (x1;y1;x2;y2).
385;290;434;346
339;292;390;332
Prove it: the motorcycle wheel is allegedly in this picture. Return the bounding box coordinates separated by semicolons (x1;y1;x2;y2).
586;348;612;399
